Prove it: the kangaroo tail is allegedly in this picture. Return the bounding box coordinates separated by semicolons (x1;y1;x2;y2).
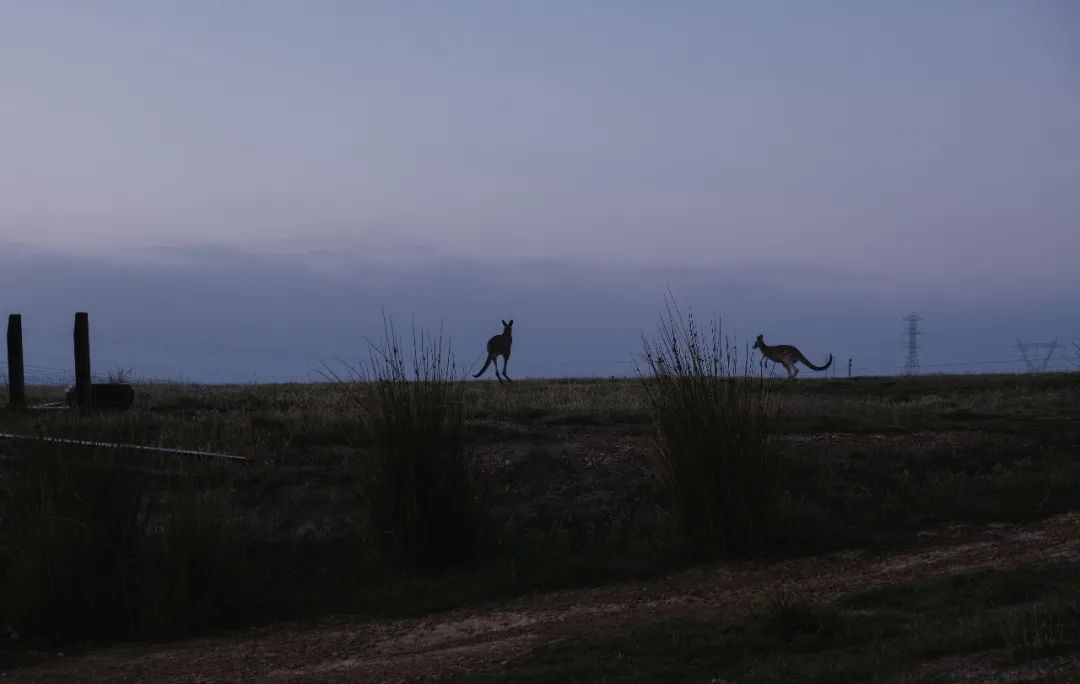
473;355;493;378
800;352;833;372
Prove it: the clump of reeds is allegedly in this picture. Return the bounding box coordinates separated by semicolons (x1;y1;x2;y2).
352;316;484;570
0;446;250;641
0;447;148;639
637;296;778;559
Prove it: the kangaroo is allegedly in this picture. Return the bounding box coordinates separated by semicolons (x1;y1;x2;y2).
753;334;832;379
473;319;513;382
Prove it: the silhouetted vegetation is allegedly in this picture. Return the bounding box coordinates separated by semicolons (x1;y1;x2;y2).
638;299;777;558
348;318;486;569
0;448;253;641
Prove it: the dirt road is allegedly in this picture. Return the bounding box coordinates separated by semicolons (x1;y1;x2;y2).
8;513;1080;683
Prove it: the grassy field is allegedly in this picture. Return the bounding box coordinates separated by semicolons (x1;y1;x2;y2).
2;372;1079;680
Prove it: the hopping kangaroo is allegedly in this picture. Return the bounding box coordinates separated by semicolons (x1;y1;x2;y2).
474;319;513;382
753;334;832;379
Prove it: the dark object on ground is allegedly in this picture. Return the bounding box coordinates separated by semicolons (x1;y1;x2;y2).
65;383;136;409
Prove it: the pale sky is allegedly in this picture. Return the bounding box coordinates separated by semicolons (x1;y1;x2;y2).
2;2;1078;380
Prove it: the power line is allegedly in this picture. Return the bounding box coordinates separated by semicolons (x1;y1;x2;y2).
918;357;1023;369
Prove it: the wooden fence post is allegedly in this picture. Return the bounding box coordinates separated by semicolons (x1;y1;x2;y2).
74;312;92;411
6;314;25;410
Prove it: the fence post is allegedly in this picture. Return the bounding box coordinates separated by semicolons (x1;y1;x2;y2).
848;358;852;379
6;314;25;410
74;311;92;411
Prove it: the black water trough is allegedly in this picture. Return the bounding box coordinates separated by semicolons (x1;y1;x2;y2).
65;383;136;410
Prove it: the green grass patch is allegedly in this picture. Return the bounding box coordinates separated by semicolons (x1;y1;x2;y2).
458;565;1080;683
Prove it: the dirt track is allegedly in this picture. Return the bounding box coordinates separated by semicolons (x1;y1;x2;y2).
7;513;1080;683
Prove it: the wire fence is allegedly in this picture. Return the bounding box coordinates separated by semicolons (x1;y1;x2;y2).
2;319;1078;385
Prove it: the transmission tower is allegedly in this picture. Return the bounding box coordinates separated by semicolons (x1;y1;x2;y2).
903;313;922;375
1016;338;1058;373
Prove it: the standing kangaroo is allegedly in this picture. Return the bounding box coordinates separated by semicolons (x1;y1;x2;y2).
474;319;513;382
753;334;832;379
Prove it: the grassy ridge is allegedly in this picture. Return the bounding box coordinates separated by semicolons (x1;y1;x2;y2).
1;372;1078;647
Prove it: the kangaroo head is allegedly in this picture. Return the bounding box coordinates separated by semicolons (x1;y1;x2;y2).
501;319;514;336
753;334;764;350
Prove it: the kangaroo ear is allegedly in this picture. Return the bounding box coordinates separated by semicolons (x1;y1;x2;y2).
508;319;513;326
502;319;508;327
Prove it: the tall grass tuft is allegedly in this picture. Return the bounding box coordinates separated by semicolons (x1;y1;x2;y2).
353;317;484;570
637;297;778;559
137;486;252;637
0;446;251;642
0;448;149;640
